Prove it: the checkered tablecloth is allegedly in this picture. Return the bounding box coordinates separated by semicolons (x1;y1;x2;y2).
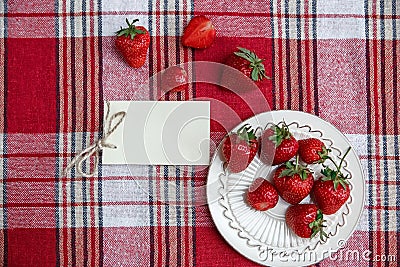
0;0;399;266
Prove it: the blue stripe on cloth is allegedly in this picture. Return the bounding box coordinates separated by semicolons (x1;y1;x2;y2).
190;165;196;264
147;1;156;266
189;2;196;264
97;0;104;265
311;0;318;115
69;1;77;264
54;0;61;265
379;2;390;265
81;2;89;265
174;1;183;265
2;0;8;262
175;0;182;101
163;166;171;265
175;167;182;266
148;166;155;266
162;1;171;264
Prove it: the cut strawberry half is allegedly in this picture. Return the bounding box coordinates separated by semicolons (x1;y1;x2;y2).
182;16;216;49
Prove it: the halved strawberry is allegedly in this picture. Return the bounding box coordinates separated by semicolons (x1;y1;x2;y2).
222;124;258;173
247;178;279;211
182;16;216;49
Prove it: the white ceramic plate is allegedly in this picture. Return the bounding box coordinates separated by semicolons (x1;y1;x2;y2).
206;110;365;267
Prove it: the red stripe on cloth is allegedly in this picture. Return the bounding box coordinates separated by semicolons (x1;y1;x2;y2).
7;17;55;38
195;226;260;266
194;36;273;132
8;228;57;266
6;38;57;133
103;227;150;267
7;0;55;13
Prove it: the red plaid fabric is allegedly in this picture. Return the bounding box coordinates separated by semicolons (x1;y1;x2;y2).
1;0;399;266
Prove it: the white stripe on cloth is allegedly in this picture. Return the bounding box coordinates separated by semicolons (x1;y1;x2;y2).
317;0;364;15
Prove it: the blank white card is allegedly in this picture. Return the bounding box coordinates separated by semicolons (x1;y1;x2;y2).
103;101;210;165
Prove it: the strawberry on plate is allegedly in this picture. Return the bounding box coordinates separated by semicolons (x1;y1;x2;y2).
298;138;330;164
115;19;150;68
220;47;269;91
161;66;189;93
272;160;314;204
182;15;216;49
247;178;279;211
286;204;327;241
260;123;299;165
222;124;258;173
312;147;352;215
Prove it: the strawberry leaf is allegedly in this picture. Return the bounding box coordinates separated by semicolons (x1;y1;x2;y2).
267;123;292;146
278;160;311;180
235;124;257;145
309;210;328;242
116;18;145;39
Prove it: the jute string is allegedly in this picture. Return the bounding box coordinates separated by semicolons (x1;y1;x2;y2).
63;102;126;177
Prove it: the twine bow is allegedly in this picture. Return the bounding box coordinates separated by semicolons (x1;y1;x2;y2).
63;102;126;177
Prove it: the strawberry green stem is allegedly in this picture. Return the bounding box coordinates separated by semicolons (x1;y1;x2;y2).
337;147;351;171
326;147;351;172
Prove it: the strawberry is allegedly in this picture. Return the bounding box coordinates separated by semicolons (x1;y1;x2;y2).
247;178;279;211
161;66;189;93
222;124;259;173
220;47;269;91
298;138;330;164
260;123;299;165
182;16;216;49
115;19;150;68
286;204;327;240
272;160;314;204
312;147;352;215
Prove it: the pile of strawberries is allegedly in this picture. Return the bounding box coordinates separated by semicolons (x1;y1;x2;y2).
115;16;269;92
222;122;352;241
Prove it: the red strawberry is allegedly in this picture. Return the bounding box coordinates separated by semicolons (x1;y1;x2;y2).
161;66;189;93
247;178;279;211
312;147;352;215
222;124;259;173
286;204;327;240
182;16;216;49
115;19;150;68
260;123;299;165
272;160;314;204
220;47;269;91
298;138;330;164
